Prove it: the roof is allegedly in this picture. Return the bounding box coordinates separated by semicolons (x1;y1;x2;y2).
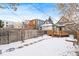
56;16;69;25
44;17;53;24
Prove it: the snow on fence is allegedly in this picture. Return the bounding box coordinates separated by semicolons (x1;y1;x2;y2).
0;29;44;45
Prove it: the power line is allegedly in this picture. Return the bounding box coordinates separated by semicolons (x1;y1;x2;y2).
31;4;56;21
5;4;24;21
5;4;57;22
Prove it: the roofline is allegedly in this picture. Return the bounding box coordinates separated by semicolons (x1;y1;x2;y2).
55;16;69;24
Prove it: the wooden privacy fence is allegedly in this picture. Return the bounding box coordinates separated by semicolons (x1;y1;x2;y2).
0;29;45;45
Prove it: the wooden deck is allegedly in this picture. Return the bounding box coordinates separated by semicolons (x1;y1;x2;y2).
47;30;69;37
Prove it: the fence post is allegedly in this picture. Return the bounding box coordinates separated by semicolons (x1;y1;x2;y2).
0;29;1;45
20;29;24;42
7;30;10;44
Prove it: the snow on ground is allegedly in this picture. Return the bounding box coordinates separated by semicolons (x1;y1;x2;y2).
0;35;77;56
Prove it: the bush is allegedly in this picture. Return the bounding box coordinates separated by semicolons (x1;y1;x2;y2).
0;20;4;28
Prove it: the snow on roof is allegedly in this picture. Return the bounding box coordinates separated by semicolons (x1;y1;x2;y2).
56;23;66;27
41;24;53;27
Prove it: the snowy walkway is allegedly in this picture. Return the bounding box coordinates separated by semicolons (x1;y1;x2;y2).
0;35;77;56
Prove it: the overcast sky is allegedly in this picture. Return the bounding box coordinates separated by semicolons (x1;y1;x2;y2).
0;3;62;23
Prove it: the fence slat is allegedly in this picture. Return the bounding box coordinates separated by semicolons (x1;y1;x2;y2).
0;29;44;45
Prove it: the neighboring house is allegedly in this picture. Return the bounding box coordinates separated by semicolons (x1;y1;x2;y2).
55;16;69;36
27;20;36;29
14;22;22;29
55;16;69;31
41;17;53;30
41;24;53;30
3;21;22;29
3;21;14;28
26;19;44;30
36;19;44;30
56;16;69;25
44;17;53;24
23;20;30;28
56;16;78;33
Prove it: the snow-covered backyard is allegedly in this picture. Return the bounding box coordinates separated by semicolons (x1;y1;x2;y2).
0;35;78;56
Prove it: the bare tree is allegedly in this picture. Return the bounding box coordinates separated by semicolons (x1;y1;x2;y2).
0;3;18;11
57;3;79;43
